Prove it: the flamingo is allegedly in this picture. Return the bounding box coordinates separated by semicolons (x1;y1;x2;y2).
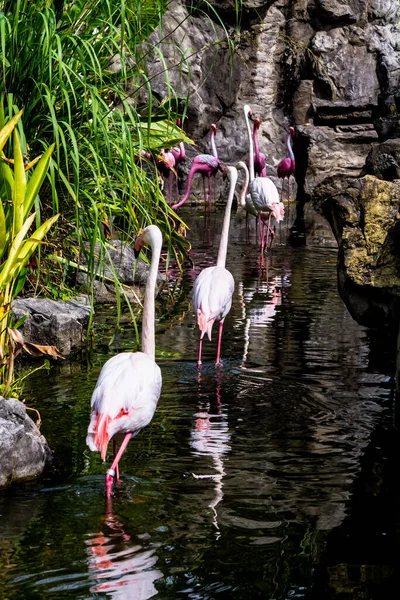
193;166;238;367
252;116;267;177
171;152;222;210
86;225;163;498
172;123;222;210
137;149;176;205
277;126;295;204
244;105;284;251
170;118;186;168
210;123;218;158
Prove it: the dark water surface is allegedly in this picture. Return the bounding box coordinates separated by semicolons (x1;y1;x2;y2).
1;209;398;599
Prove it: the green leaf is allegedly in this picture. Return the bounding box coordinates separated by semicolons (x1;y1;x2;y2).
24;143;55;220
12;128;26;236
0;109;23;153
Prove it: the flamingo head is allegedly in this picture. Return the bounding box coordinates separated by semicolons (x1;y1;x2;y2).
289;126;295;138
210;123;217;135
134;224;163;258
244;104;253;121
254;117;261;129
134;230;145;258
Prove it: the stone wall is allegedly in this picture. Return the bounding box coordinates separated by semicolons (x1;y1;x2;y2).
140;0;400;201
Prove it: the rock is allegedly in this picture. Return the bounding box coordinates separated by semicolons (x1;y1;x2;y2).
312;174;400;327
0;397;51;488
364;139;400;180
304;202;337;248
12;297;91;356
77;240;166;304
137;0;399;208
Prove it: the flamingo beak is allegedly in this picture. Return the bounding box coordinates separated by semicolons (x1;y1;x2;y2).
134;232;144;258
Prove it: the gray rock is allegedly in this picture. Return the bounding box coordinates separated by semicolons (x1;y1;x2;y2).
12;297;91;356
77;240;165;304
311;174;400;327
364;139;400;180
0;397;51;488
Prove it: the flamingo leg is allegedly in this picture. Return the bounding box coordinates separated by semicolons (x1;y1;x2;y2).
113;439;121;482
213;174;216;206
105;432;132;498
266;213;272;251
216;321;224;366
258;214;264;253
175;171;179;203
168;172;173;205
203;175;207;206
198;335;204;368
208;175;212;208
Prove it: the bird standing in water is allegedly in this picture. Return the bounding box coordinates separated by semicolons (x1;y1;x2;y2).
193;166;238;367
244;105;284;251
277;126;295;204
86;225;163;498
172;124;222;210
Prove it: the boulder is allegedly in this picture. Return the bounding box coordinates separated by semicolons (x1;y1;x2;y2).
77;240;166;304
0;397;51;488
364;138;400;181
12;297;91;356
312;174;400;327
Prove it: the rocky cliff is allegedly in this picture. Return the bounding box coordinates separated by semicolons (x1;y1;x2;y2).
142;0;400;202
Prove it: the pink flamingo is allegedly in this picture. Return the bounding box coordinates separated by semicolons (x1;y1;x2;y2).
86;225;162;498
172;123;222;210
193;166;237;367
252;116;267;177
172;153;222;210
244;105;284;252
170;118;186;167
277;126;295;203
137;149;176;205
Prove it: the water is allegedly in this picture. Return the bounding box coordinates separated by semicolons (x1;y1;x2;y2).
0;209;398;599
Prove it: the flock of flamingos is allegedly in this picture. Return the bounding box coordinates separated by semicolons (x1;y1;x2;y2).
87;104;296;497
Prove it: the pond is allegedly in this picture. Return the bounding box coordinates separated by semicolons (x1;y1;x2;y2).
0;208;397;599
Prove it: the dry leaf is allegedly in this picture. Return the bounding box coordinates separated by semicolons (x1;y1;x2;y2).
23;342;65;359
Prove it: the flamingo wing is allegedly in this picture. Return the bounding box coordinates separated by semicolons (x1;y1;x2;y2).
195;154;220;169
193;266;234;340
86;351;162;458
277;158;292;178
250;177;280;213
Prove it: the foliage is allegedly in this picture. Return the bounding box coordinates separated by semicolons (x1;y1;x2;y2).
0;0;192;301
0;110;59;396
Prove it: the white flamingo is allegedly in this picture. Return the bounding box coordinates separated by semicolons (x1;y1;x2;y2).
86;225;163;498
193;166;238;367
243;105;284;251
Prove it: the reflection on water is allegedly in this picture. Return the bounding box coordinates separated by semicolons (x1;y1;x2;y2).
190;374;230;536
87;500;162;599
0;209;397;599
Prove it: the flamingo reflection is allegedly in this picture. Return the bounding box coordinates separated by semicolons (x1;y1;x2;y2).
86;499;162;599
190;374;231;537
238;276;285;366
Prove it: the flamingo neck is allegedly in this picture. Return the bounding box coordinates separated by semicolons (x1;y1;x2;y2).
217;167;238;268
287;132;294;161
253;124;260;162
244;109;255;181
179;142;185;160
141;230;162;360
236;162;249;209
210;129;218;158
